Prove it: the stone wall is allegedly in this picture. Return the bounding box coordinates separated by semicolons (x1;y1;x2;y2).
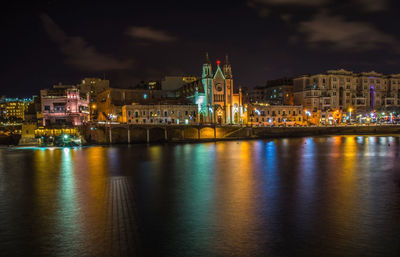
81;124;400;144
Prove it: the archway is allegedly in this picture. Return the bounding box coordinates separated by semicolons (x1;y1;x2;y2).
234;112;239;123
217;115;222;124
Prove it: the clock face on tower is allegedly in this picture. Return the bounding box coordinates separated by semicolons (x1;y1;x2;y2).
215;83;223;92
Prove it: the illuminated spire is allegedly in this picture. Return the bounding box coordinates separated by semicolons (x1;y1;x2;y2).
202;52;212;78
225;54;229;65
205;52;211;64
223;54;232;79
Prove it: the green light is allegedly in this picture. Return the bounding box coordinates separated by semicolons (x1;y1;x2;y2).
64;135;69;139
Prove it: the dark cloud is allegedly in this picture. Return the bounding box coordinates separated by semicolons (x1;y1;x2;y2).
248;0;389;13
354;0;390;12
298;12;400;52
40;13;133;72
249;0;328;6
126;26;177;42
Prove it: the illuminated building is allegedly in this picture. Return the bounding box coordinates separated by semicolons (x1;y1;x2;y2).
294;69;400;112
41;84;89;126
0;97;33;123
77;78;110;121
250;78;294;105
95;88;172;122
122;104;198;124
247;104;304;126
176;54;244;124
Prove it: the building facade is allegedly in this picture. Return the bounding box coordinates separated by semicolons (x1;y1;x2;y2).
247;104;304;126
122;104;198;125
294;69;400;113
95;88;175;122
248;78;293;105
77;78;110;121
0;97;33;123
41;85;89;126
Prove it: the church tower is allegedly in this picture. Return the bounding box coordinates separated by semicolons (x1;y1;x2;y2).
223;54;234;123
202;53;213;122
223;54;232;79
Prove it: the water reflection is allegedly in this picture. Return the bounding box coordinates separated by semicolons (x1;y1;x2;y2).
0;136;399;257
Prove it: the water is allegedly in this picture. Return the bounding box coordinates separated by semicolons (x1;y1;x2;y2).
0;136;399;257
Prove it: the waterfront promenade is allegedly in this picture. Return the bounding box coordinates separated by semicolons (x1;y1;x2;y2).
81;124;400;144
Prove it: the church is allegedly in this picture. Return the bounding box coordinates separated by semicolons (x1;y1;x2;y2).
177;53;244;124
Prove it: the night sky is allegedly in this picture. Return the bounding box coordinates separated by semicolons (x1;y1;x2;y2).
2;0;400;97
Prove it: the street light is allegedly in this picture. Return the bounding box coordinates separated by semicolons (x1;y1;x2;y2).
349;108;353;124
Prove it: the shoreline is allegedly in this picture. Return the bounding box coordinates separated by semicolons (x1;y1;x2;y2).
3;124;400;146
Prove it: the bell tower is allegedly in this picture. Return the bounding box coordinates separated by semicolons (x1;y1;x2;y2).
223;54;234;123
202;52;214;121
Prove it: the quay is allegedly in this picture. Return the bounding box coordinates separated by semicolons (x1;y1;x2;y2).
82;124;400;144
3;123;400;146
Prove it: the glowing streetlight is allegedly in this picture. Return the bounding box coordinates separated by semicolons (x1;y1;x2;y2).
349;108;353;123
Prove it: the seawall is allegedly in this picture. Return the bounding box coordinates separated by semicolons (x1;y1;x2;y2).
81;124;400;144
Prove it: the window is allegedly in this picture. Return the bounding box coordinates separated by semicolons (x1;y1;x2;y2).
164;111;167;117
135;112;139;118
44;105;50;111
185;111;188;115
128;111;131;117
